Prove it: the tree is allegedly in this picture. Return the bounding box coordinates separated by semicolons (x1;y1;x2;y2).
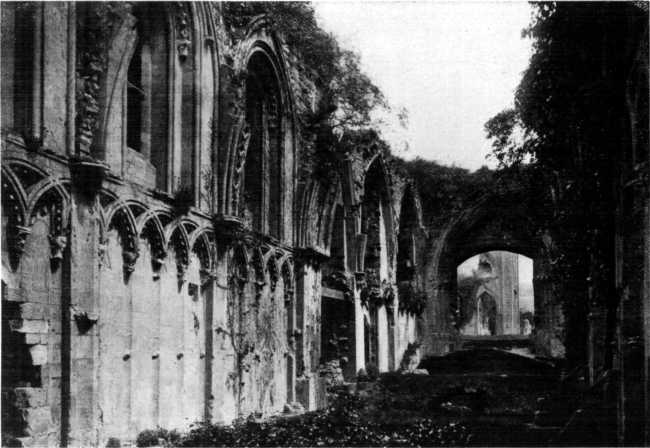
484;2;649;367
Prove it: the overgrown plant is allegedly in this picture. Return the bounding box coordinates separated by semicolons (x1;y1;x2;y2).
483;2;649;366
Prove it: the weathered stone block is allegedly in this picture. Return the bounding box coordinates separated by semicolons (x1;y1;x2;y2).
29;344;48;366
72;336;93;359
19;303;48;320
13;387;47;408
10;319;49;334
295;375;327;411
22;406;51;436
24;333;45;345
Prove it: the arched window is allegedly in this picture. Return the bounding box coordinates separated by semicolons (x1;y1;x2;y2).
126;39;145;152
362;160;392;284
1;3;37;135
125;6;169;190
396;188;417;283
241;51;282;238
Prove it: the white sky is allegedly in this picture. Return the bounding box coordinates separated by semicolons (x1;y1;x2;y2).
314;1;533;171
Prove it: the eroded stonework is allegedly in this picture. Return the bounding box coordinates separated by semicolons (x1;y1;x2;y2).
1;3;426;446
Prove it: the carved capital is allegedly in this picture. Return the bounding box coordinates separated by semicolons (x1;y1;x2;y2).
70;156;109;197
354;271;366;286
12;225;31;261
122;249;139;275
173;2;192;61
177;262;188;284
151;253;166;279
98;238;109;268
200;268;219;281
49;234;69;261
213;214;246;246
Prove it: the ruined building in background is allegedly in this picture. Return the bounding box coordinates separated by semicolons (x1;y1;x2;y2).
1;3;427;446
459;252;520;337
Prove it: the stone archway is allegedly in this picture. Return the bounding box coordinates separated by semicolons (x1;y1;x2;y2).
422;185;565;359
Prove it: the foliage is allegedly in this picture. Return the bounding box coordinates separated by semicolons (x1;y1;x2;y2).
484;2;648;364
222;3;398;181
397;281;427;316
222;2;387;131
392;157;494;230
173;389;470;447
136;428;181;447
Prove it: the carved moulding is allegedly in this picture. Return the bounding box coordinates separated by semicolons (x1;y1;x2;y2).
228;117;251;215
2;173;29;268
322;270;353;301
70;155;109;199
294;246;329;269
250;247;266;302
106;207;139;279
12;225;32;263
169;228;190;285
267;254;280;293
28;183;70;269
76;2;130;155
281;259;295;306
213;214;247;247
172;2;192;61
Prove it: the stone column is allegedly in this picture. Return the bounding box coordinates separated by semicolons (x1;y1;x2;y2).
66;196;101;446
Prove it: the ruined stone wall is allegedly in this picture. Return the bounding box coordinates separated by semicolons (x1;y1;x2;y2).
1;3;428;446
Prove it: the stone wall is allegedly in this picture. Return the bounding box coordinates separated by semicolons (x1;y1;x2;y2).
1;3;428;446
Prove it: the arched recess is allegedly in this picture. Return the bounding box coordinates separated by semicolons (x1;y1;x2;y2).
296;180;321;250
250;246;266;299
80;2;204;196
2;166;29;270
124;2;171;188
224;32;295;242
105;202;140;279
425;185;564;358
240;47;283;237
138;212;168;276
26;179;71;271
397;186;419;285
359;157;395;373
361;157;395;278
166;221;191;285
265;251;280;293
189;228;214;275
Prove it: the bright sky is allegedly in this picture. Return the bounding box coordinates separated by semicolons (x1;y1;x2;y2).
314;1;533;171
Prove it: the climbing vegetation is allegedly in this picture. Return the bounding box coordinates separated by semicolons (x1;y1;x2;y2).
485;2;648;364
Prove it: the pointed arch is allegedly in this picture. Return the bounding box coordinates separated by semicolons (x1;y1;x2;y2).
189;227;214;271
138;212;168;271
1;165;28;227
280;257;295;293
266;251;280;292
250;246;266;286
106;202;140;275
5;159;47;191
223;28;295;240
2;166;29;269
166;220;191;281
396;184;420;283
297;180;320;248
26;180;71;255
229;242;250;284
